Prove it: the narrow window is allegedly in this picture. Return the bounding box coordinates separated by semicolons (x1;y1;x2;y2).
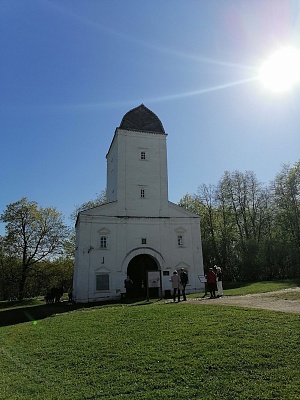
100;236;107;249
141;151;146;160
142;238;147;244
177;235;183;246
141;189;145;198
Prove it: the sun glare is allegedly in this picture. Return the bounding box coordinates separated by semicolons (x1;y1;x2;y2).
259;46;300;92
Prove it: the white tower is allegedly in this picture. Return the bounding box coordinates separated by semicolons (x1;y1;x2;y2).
73;105;204;302
106;104;169;216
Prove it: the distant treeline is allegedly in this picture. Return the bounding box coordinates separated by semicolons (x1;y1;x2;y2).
1;162;299;300
178;161;300;282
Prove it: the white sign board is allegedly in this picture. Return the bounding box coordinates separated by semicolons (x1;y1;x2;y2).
147;271;161;288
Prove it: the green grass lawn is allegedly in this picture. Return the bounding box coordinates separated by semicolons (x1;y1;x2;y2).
0;281;300;400
188;278;300;298
222;279;300;296
1;286;300;399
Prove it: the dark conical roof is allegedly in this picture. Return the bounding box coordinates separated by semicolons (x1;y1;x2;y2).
119;104;165;134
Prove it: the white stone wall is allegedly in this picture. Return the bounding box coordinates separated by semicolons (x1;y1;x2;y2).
106;131;118;203
73;202;204;302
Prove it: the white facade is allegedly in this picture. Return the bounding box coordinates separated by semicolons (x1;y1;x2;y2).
73;105;204;302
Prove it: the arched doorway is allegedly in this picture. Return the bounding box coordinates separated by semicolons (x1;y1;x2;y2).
127;254;159;298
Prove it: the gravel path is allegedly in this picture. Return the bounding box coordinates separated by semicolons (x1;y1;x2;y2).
190;287;300;314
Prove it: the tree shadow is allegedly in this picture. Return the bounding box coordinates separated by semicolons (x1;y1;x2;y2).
0;301;117;327
0;297;163;327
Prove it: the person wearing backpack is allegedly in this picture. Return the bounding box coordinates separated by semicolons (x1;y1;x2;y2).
180;268;188;301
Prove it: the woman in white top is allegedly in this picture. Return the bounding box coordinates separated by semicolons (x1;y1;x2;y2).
216;266;223;297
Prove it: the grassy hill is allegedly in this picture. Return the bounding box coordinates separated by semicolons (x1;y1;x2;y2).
1;281;300;399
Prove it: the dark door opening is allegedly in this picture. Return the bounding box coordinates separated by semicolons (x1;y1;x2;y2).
127;254;159;298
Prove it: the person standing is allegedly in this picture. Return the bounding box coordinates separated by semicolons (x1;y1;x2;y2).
68;288;73;304
124;276;133;298
180;268;188;301
170;270;181;302
206;268;217;298
216;266;223;297
201;270;208;298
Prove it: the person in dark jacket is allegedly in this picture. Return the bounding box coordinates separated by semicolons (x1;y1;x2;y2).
180;268;188;301
124;276;133;298
206;268;217;298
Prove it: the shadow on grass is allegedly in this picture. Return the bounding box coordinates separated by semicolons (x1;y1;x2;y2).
0;298;41;310
0;297;164;327
0;302;104;327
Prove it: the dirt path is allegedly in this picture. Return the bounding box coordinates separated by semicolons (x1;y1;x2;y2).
190;287;300;314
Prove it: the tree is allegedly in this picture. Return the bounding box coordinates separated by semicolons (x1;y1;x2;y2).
217;171;274;280
196;184;219;267
178;189;221;272
217;171;269;245
273;162;300;248
0;236;20;299
70;189;107;223
179;172;276;282
0;198;70;299
25;258;74;298
271;162;300;278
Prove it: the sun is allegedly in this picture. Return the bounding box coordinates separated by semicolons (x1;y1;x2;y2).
259;46;300;92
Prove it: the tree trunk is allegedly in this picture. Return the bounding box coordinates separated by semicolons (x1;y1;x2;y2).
18;267;28;300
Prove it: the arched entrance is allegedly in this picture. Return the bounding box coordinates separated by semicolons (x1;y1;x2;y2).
127;254;159;298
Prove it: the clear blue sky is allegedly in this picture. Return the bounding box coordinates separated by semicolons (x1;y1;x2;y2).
1;0;300;235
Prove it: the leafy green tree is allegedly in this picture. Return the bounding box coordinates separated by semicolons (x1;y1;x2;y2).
273;162;300;248
0;236;20;299
217;171;269;244
179;171;279;282
0;198;70;299
25;258;74;298
179;189;220;273
216;171;273;280
271;161;300;278
193;185;220;269
70;189;107;223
